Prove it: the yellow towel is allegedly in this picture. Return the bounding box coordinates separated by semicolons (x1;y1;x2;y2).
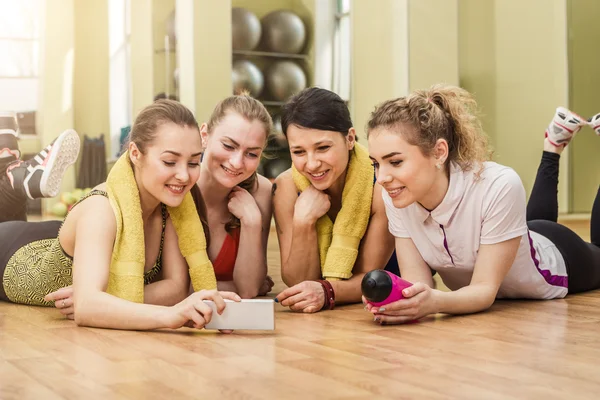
105;151;217;302
292;142;374;280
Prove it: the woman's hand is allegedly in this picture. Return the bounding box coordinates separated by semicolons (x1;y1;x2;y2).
44;285;74;320
228;186;262;226
275;281;325;313
293;186;331;223
164;290;241;330
365;282;440;325
258;275;274;296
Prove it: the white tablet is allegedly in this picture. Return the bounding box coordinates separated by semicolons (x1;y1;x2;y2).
203;299;275;330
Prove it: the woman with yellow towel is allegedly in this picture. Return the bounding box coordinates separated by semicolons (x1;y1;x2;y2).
273;88;396;313
2;99;239;331
49;95;275;307
195;94;274;299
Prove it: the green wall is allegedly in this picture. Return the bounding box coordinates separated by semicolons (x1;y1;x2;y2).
458;0;497;149
568;0;600;213
458;0;570;212
74;0;109;155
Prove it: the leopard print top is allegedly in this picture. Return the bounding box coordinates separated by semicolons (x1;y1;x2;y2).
2;190;166;305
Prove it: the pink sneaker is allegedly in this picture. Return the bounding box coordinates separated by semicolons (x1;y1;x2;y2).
545;107;586;147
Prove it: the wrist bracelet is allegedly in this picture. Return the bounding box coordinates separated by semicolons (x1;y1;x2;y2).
318;279;335;310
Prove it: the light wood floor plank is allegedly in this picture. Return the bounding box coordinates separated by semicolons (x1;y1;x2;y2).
0;359;64;400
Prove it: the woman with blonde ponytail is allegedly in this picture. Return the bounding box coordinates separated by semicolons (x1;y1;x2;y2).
366;84;600;325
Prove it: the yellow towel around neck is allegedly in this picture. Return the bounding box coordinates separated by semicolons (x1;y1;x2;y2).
292;142;374;280
105;151;216;303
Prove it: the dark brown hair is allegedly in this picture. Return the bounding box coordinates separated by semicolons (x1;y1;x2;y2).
281;87;353;138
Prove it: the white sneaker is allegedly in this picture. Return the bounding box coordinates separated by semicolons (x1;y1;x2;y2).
7;129;80;199
588;113;600;136
545;107;586;147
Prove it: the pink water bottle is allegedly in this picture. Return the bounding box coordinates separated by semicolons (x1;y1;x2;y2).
361;269;413;307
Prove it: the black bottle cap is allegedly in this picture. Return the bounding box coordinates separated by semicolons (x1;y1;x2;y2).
361;270;393;303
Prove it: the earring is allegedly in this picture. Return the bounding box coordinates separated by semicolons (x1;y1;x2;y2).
436;163;442;170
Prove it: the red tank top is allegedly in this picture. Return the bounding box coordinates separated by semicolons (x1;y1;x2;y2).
212;227;241;281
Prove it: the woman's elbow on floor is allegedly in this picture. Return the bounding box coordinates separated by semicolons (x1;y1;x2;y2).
281;272;299;288
476;295;497;314
237;287;259;299
73;310;87;327
73;299;94;327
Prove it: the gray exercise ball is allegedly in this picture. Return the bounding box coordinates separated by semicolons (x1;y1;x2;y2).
232;8;262;51
261;10;306;54
232;60;264;97
265;61;306;101
166;11;176;48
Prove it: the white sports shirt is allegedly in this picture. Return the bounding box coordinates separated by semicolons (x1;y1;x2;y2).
383;161;568;299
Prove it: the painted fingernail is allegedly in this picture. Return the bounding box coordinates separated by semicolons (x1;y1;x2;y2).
374;316;380;322
379;307;386;312
274;298;279;303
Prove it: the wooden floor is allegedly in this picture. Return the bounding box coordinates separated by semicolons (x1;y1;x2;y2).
1;220;599;399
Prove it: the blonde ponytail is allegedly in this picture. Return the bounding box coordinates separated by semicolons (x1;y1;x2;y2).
367;84;491;172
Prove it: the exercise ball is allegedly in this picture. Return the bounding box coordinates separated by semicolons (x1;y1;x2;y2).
269;115;288;148
265;61;306;101
166;11;176;48
232;60;264;97
261;10;306;54
173;68;179;89
232;8;262;51
263;158;291;180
